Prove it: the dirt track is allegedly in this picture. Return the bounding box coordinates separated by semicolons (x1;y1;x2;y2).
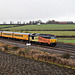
0;51;75;75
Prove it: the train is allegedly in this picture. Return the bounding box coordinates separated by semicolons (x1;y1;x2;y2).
0;31;57;46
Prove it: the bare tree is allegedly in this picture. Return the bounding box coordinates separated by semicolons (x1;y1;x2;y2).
3;22;6;24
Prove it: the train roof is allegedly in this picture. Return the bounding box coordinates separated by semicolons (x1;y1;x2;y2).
2;31;14;33
30;33;39;36
1;31;56;37
14;32;30;35
2;31;30;35
30;33;56;37
39;34;55;37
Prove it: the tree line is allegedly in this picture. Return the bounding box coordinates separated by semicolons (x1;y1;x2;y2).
1;20;74;25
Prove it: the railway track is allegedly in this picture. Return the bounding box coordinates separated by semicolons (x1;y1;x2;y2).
0;38;75;58
32;43;75;58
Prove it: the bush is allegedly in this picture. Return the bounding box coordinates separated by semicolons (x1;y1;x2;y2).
12;46;20;51
61;53;70;59
2;45;8;51
18;51;25;55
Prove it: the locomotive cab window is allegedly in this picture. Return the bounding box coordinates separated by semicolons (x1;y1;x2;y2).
51;36;56;39
43;37;51;39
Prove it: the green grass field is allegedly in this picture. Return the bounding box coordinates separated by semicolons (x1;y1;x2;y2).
22;31;75;36
58;38;75;43
1;24;75;30
0;25;17;28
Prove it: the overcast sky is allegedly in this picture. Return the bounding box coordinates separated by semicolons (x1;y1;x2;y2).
0;0;75;23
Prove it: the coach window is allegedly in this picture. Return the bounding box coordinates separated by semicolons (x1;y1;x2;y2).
15;35;23;37
4;33;11;35
32;36;34;39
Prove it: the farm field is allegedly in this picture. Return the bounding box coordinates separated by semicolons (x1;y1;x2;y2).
1;24;75;30
0;25;17;28
58;38;75;43
23;31;75;36
0;51;75;75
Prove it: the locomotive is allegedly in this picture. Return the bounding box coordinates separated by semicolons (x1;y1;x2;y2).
0;31;57;46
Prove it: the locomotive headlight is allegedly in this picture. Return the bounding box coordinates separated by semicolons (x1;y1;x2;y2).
50;39;57;43
54;39;57;43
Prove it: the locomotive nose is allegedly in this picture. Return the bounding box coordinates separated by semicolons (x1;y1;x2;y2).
50;39;57;43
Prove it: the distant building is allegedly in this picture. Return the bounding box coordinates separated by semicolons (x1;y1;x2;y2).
58;21;73;24
37;23;41;25
59;22;67;24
